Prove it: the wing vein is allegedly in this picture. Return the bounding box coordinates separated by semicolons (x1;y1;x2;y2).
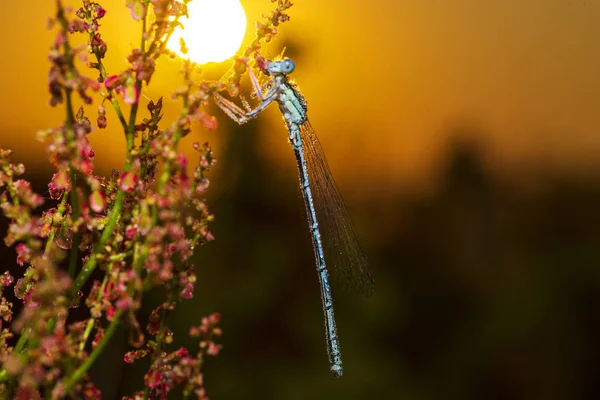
299;121;375;295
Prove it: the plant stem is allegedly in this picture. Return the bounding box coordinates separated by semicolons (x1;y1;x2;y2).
71;189;125;295
71;0;149;294
109;96;129;130
63;310;123;392
13;328;30;354
44;191;69;254
60;8;82;279
79;269;111;352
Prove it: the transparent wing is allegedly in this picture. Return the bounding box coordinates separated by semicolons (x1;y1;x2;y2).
299;121;375;296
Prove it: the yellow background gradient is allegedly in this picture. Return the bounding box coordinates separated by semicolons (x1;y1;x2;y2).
1;0;599;191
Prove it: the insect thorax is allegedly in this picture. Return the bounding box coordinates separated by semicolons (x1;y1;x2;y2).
277;77;308;125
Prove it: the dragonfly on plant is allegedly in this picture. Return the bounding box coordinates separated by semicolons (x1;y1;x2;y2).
212;57;374;377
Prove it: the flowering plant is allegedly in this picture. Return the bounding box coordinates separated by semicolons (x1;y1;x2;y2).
0;0;292;398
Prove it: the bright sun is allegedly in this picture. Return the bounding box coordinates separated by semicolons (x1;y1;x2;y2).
167;0;247;64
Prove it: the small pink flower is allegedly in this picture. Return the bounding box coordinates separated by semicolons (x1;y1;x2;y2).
120;172;138;191
116;296;132;311
209;313;221;324
89;190;106;213
85;77;101;91
97;114;107;129
97;105;107;129
173;347;189;358
123;82;140;105
201;113;218;131
1;271;14;287
83;383;101;400
144;368;162;389
126;0;146;21
206;341;221;356
95;6;106;18
92;328;104;349
105;305;116;321
76;7;86;19
125;224;139;239
50;169;71;191
22;289;40;308
15;243;31;266
104;74;121;90
124;352;136;364
124;349;148;363
180;283;194;299
79;159;94;175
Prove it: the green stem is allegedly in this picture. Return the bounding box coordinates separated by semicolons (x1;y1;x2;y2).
9;187;71;365
158;130;183;190
109;96;129;130
150;130;183;225
95;54;108;79
124;4;148;146
84;5;128;132
57;0;86;283
44;191;69;254
79;269;111;352
70;0;148;297
80;317;95;353
92;48;128;131
71;190;125;295
13;328;30;354
63;311;123;393
2;328;33;392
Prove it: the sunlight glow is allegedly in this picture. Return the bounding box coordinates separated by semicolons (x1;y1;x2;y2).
167;0;247;64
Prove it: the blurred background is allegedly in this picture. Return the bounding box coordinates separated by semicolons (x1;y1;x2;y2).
2;0;600;399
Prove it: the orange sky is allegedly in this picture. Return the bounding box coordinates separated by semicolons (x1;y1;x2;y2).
1;0;599;192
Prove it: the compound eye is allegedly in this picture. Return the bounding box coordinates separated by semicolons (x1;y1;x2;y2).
283;59;295;73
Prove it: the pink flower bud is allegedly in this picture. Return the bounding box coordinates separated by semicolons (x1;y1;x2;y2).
120;172;138;192
97;114;107;129
116;296;132;311
202;114;218;131
104;74;121;90
145;368;162;389
127;0;147;21
51;169;71;190
209;312;221;324
1;271;14;287
180;283;194;299
89;190;105;213
123;82;140;105
80;160;94;175
125;225;139;239
92;328;104;349
95;6;106;18
207;341;221;356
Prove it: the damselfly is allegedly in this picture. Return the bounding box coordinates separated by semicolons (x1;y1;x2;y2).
213;58;374;377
